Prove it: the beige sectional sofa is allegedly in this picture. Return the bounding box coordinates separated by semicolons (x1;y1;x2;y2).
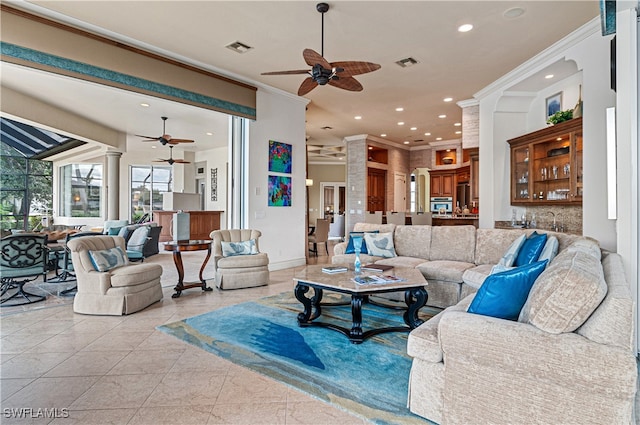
332;223;578;308
333;224;637;424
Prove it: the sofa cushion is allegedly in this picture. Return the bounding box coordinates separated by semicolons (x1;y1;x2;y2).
429;225;476;263
563;236;601;260
519;250;607;334
218;252;269;268
417;260;474;283
474;228;526;265
221;239;258;256
576;253;634;350
364;232;397;258
375;256;427;268
110;263;162;287
393;225;432;259
461;264;494;289
467;260;548;321
514;231;547;266
89;246;129;272
497;234;526;267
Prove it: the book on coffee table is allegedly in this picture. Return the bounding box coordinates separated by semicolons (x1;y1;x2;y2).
322;266;348;274
352;274;406;285
361;264;394;272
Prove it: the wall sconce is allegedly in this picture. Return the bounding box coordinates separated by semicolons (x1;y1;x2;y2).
305;179;314;187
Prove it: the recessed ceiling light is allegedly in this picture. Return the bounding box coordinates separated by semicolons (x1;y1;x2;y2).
455;131;462;135
545;74;554;79
354;116;362;120
398;122;405;126
410;127;417;131
403;141;410;145
140;103;149;107
424;132;431;136
458;24;473;33
443;97;453;102
206;132;213;136
151;145;157;149
504;7;526;19
438;114;447;119
436;137;443;141
395;107;404;112
368;146;373;150
454;122;462;126
225;41;253;54
446;149;451;152
380;133;387;137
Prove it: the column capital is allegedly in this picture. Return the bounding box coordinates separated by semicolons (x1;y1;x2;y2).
105;150;123;158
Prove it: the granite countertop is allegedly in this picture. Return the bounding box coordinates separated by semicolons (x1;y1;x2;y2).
432;214;479;220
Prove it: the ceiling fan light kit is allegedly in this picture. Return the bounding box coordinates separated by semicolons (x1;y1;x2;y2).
261;2;380;96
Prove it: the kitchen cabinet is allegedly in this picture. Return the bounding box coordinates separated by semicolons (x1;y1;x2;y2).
430;171;454;197
508;117;582;205
153;210;222;242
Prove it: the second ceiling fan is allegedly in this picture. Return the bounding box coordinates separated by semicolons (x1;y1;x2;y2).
137;116;195;146
153;145;190;165
261;2;381;96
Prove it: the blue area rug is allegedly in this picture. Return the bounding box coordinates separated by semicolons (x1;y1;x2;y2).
157;292;436;425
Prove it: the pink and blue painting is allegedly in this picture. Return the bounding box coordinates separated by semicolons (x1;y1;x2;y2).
268;140;292;173
268;175;292;207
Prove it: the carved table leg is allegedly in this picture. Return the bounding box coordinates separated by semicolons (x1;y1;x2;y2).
350;294;365;344
295;283;322;324
403;287;428;328
172;251;185;298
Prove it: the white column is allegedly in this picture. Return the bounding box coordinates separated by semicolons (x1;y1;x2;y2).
105;151;122;220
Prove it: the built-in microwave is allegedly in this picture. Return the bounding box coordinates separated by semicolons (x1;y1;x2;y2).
430;197;453;214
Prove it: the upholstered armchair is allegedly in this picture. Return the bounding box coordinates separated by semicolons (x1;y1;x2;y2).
209;229;269;290
67;235;163;315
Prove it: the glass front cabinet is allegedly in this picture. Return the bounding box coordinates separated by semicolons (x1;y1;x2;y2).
508;117;582;206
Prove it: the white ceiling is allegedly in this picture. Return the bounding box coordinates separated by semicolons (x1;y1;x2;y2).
1;1;600;163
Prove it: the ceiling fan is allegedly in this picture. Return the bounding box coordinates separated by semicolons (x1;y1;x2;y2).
153;145;190;165
137;116;195;145
261;2;381;96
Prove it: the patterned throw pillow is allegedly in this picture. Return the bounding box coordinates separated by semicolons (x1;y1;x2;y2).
345;231;379;254
221;239;258;257
363;232;397;258
89;247;129;272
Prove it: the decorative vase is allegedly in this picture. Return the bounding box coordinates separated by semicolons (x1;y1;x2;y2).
352;235;363;274
573;84;583;119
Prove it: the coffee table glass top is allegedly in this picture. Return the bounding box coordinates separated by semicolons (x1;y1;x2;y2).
294;264;427;293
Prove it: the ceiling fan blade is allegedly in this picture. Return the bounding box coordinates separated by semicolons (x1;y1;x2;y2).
328;76;363;92
136;134;159;140
331;61;381;76
153;159;168;162
167;138;195;144
298;77;319;96
303;48;331;70
261;69;310;75
172;159;191;164
141;139;160;142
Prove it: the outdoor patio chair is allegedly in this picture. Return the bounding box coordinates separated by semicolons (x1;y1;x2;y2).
0;233;48;306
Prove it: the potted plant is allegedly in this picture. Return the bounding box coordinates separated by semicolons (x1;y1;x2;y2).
547;109;573;125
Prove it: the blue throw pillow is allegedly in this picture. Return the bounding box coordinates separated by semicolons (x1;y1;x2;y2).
89;246;129;272
468;260;548;321
514;231;548;266
345;231;379;254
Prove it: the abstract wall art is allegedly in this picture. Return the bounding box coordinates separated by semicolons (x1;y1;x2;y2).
268;175;291;207
268;140;292;173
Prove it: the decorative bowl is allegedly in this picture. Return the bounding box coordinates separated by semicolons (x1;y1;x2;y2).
442;157;454;165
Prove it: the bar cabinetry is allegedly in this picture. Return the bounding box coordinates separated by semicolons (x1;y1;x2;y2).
430;171;455;197
154;210;222;242
508;118;582;206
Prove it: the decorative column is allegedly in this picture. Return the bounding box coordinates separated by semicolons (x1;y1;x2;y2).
457;99;480;149
105;150;122;220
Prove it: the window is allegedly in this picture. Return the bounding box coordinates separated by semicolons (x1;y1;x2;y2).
59;164;103;218
130;166;172;222
0;146;53;232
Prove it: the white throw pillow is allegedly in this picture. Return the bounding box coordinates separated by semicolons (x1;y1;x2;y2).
363;232;397;258
221;239;258;257
497;234;526;267
538;236;559;265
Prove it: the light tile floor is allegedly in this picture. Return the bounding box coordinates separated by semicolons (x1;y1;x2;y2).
1;243;370;424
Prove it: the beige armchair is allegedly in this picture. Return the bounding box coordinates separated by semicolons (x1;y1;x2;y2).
67;235;163;315
209;229;269;290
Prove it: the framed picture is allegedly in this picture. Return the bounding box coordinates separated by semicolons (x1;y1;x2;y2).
268;175;291;207
210;168;217;201
546;92;562;118
268;140;292;173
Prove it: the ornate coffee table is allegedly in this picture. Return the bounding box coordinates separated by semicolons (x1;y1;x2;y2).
293;265;428;344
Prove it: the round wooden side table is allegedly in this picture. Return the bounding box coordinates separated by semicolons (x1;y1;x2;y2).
163;240;214;298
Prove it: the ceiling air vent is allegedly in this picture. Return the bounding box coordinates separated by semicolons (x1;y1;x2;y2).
225;41;253;54
395;57;419;68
